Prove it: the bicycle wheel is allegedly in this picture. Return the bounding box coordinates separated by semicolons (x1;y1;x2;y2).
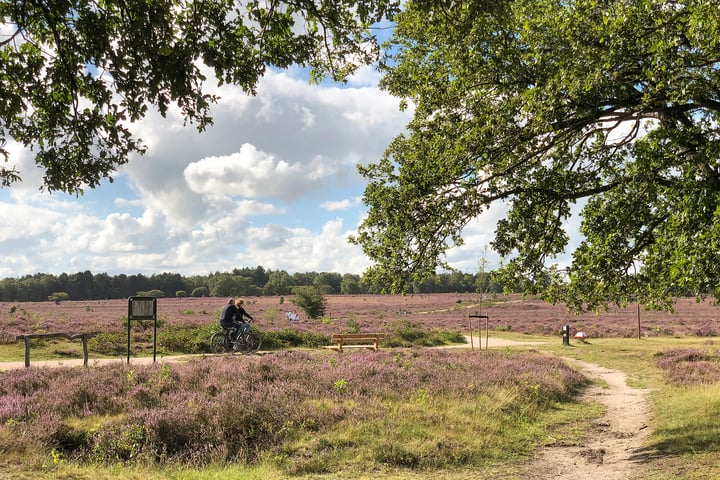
245;332;261;352
210;332;229;353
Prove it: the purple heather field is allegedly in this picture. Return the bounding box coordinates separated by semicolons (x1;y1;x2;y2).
1;293;719;339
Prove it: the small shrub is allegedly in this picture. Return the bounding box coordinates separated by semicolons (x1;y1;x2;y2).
385;321;465;348
88;332;127;356
347;319;360;334
291;286;327;319
264;307;281;324
260;329;331;349
656;348;720;385
158;324;216;354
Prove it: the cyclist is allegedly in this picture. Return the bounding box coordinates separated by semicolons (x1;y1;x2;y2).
235;299;254;334
219;298;254;340
219;298;241;339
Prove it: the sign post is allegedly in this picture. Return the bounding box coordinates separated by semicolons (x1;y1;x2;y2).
127;296;158;364
469;314;489;350
562;324;570;346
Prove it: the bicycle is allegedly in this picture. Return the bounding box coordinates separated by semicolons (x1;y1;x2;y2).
209;324;261;354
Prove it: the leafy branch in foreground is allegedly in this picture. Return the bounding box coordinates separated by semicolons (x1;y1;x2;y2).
0;0;399;193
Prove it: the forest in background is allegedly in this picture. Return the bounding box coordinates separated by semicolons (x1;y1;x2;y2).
0;267;506;303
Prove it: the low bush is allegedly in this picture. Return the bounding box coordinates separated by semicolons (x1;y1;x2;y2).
384;320;465;348
158;324;216;354
260;329;330;349
88;333;127;356
656;348;720;385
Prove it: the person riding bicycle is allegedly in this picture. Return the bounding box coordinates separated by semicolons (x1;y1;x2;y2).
235;299;254;332
219;298;254;340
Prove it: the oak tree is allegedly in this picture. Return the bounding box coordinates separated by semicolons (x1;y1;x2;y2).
353;0;720;309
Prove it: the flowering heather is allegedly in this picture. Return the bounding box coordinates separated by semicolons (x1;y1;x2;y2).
3;294;720;342
656;348;720;385
0;349;587;469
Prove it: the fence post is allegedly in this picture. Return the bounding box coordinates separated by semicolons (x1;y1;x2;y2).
81;334;89;366
24;336;30;368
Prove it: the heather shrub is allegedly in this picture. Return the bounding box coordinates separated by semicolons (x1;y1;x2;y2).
693;322;720;337
656;348;720;385
384;320;466;347
0;350;587;472
260;329;330;349
0;328;14;344
0;366;54;397
88;332;127;356
655;348;709;369
158;324;215;354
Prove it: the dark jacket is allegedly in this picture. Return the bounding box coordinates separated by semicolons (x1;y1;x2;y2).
236;306;253;322
220;303;239;326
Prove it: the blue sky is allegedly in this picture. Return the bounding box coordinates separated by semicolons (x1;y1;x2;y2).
0;62;509;279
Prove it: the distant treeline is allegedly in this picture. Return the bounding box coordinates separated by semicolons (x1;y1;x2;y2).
0;267;506;302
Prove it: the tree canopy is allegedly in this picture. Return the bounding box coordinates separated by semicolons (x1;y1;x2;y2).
352;0;720;310
0;0;399;193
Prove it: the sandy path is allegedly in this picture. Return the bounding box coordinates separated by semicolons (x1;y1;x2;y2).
0;336;545;371
0;355;195;371
522;358;653;480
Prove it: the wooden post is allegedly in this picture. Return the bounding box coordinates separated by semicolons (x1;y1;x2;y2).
469;314;489;351
81;334;89;366
24;336;30;368
468;315;474;350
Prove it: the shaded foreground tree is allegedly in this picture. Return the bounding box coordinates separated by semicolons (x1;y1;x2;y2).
352;0;720;310
0;0;399;193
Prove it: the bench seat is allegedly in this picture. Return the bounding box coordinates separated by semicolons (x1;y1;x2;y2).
329;333;386;352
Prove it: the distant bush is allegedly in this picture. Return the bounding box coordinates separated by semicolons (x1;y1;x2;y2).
191;286;209;297
48;292;70;304
291;286;327;319
136;290;164;298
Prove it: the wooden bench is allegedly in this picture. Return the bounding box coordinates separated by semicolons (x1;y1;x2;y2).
329;333;385;352
15;333;95;368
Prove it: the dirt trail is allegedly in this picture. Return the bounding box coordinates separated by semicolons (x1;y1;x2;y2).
522;358;653;480
0;355;193;371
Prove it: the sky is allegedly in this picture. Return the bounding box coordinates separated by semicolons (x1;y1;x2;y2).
0;63;512;280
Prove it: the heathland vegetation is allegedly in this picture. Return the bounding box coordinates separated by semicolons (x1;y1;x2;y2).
0;350;587;478
3;294;720;479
